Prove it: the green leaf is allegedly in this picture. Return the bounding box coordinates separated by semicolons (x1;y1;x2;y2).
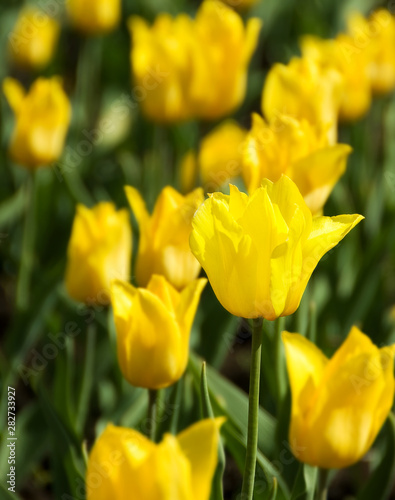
190;353;276;458
357;413;395;500
200;362;225;500
290;463;317;500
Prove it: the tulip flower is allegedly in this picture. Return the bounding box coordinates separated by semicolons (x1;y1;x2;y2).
180;151;198;194
199;120;247;191
128;1;261;122
190;176;363;320
111;275;206;389
347;10;395;95
8;8;60;69
125;185;204;289
300;35;372;122
65;203;132;304
282;327;395;469
242;113;351;214
2;77;71;169
86;418;224;500
67;0;120;34
262;57;342;144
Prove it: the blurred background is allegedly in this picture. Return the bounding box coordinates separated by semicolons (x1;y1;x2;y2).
1;0;395;499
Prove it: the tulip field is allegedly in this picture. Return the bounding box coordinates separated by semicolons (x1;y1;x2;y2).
1;0;395;499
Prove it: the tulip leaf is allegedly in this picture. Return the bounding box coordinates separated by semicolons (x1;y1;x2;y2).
0;484;22;500
76;325;96;436
357;413;395;500
200;362;226;500
190;353;276;458
290;463;317;500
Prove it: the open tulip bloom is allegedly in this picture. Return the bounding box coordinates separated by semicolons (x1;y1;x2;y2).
190;175;363;320
283;327;395;469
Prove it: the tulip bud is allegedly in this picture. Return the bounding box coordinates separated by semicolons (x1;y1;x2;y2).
283;327;395;469
125;185;204;290
86;418;224;500
2;77;71;169
111;275;206;389
8;7;60;69
67;0;121;35
65;202;132;304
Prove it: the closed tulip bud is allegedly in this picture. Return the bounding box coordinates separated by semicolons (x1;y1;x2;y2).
8;8;60;69
65;203;132;304
86;418;224;500
190;176;363;320
125;186;204;290
283;327;395;469
348;10;395;95
300;35;372;122
242;113;351;214
262;57;342;144
199;120;247;191
111;276;206;389
128;1;261;123
2;77;71;169
67;0;121;35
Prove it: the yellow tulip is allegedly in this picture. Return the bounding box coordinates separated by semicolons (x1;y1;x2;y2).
190;176;363;320
2;77;71;169
199;120;247;191
300;34;372;122
8;8;60;69
283;327;395;469
262;57;342;144
128;1;261;122
86;418;224;500
111;275;206;389
179;151;199;195
125;186;204;290
347;10;395;95
242;113;351;214
65;203;132;304
67;0;120;34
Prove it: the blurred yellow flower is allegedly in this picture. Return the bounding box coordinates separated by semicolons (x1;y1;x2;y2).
86;418;224;500
242;113;351;214
125;185;204;289
190;176;363;319
111;275;206;389
300;34;372;122
128;1;261;122
262;57;341;144
8;8;60;69
180;150;199;195
283;327;395;469
2;77;71;169
67;0;120;34
199;120;247;191
347;10;395;95
65;202;132;304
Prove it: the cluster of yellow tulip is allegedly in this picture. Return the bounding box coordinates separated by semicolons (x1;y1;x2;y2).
3;0;395;499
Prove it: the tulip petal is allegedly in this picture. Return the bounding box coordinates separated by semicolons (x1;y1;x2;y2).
282;332;328;417
3;77;25;114
146;274;180;313
124;185;150;246
177;418;225;500
176;278;207;336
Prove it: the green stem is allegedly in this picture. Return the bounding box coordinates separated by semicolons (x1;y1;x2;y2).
316;468;329;500
241;317;263;500
147;389;158;442
16;173;37;312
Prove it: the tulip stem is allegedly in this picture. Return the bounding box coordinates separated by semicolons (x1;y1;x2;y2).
274;316;286;405
241;316;263;500
316;468;329;500
148;389;158;442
